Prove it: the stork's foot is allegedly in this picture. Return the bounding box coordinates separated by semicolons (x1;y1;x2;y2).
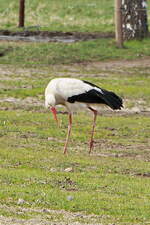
89;140;94;154
63;147;67;155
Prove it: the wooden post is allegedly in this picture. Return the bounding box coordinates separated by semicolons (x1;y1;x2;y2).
19;0;25;27
115;0;124;48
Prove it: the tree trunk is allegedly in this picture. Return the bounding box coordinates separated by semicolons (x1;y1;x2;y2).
122;0;148;40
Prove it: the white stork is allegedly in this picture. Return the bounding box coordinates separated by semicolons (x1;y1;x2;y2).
45;78;123;154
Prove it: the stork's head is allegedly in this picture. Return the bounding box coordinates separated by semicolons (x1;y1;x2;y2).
45;94;58;125
45;94;56;108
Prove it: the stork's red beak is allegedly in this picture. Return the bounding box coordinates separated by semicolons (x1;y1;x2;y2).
50;107;59;126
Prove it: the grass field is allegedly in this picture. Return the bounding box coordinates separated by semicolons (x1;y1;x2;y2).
0;0;150;224
0;1;150;66
0;39;150;66
0;63;150;224
0;0;150;32
0;0;114;32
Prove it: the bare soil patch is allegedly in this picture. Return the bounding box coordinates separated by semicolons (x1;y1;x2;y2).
0;204;103;225
0;30;114;43
78;57;150;70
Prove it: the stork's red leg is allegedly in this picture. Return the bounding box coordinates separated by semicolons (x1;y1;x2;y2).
64;113;72;154
88;107;97;154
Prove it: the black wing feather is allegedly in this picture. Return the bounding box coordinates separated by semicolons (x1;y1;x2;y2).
67;80;123;110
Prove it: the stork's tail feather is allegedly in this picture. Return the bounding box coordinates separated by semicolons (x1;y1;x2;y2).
101;89;123;110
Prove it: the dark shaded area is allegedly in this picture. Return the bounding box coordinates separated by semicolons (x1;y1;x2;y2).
0;47;13;57
0;30;114;43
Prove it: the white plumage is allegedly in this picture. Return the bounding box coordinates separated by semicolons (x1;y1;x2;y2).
45;78;123;154
45;78;102;111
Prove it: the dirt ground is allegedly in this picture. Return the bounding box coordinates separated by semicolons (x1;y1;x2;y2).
0;30;114;38
0;204;103;225
0;30;114;43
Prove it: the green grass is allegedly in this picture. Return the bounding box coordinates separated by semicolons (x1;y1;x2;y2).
0;0;150;32
0;1;150;223
0;1;150;67
0;38;150;66
0;110;150;223
0;0;114;32
0;64;150;223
